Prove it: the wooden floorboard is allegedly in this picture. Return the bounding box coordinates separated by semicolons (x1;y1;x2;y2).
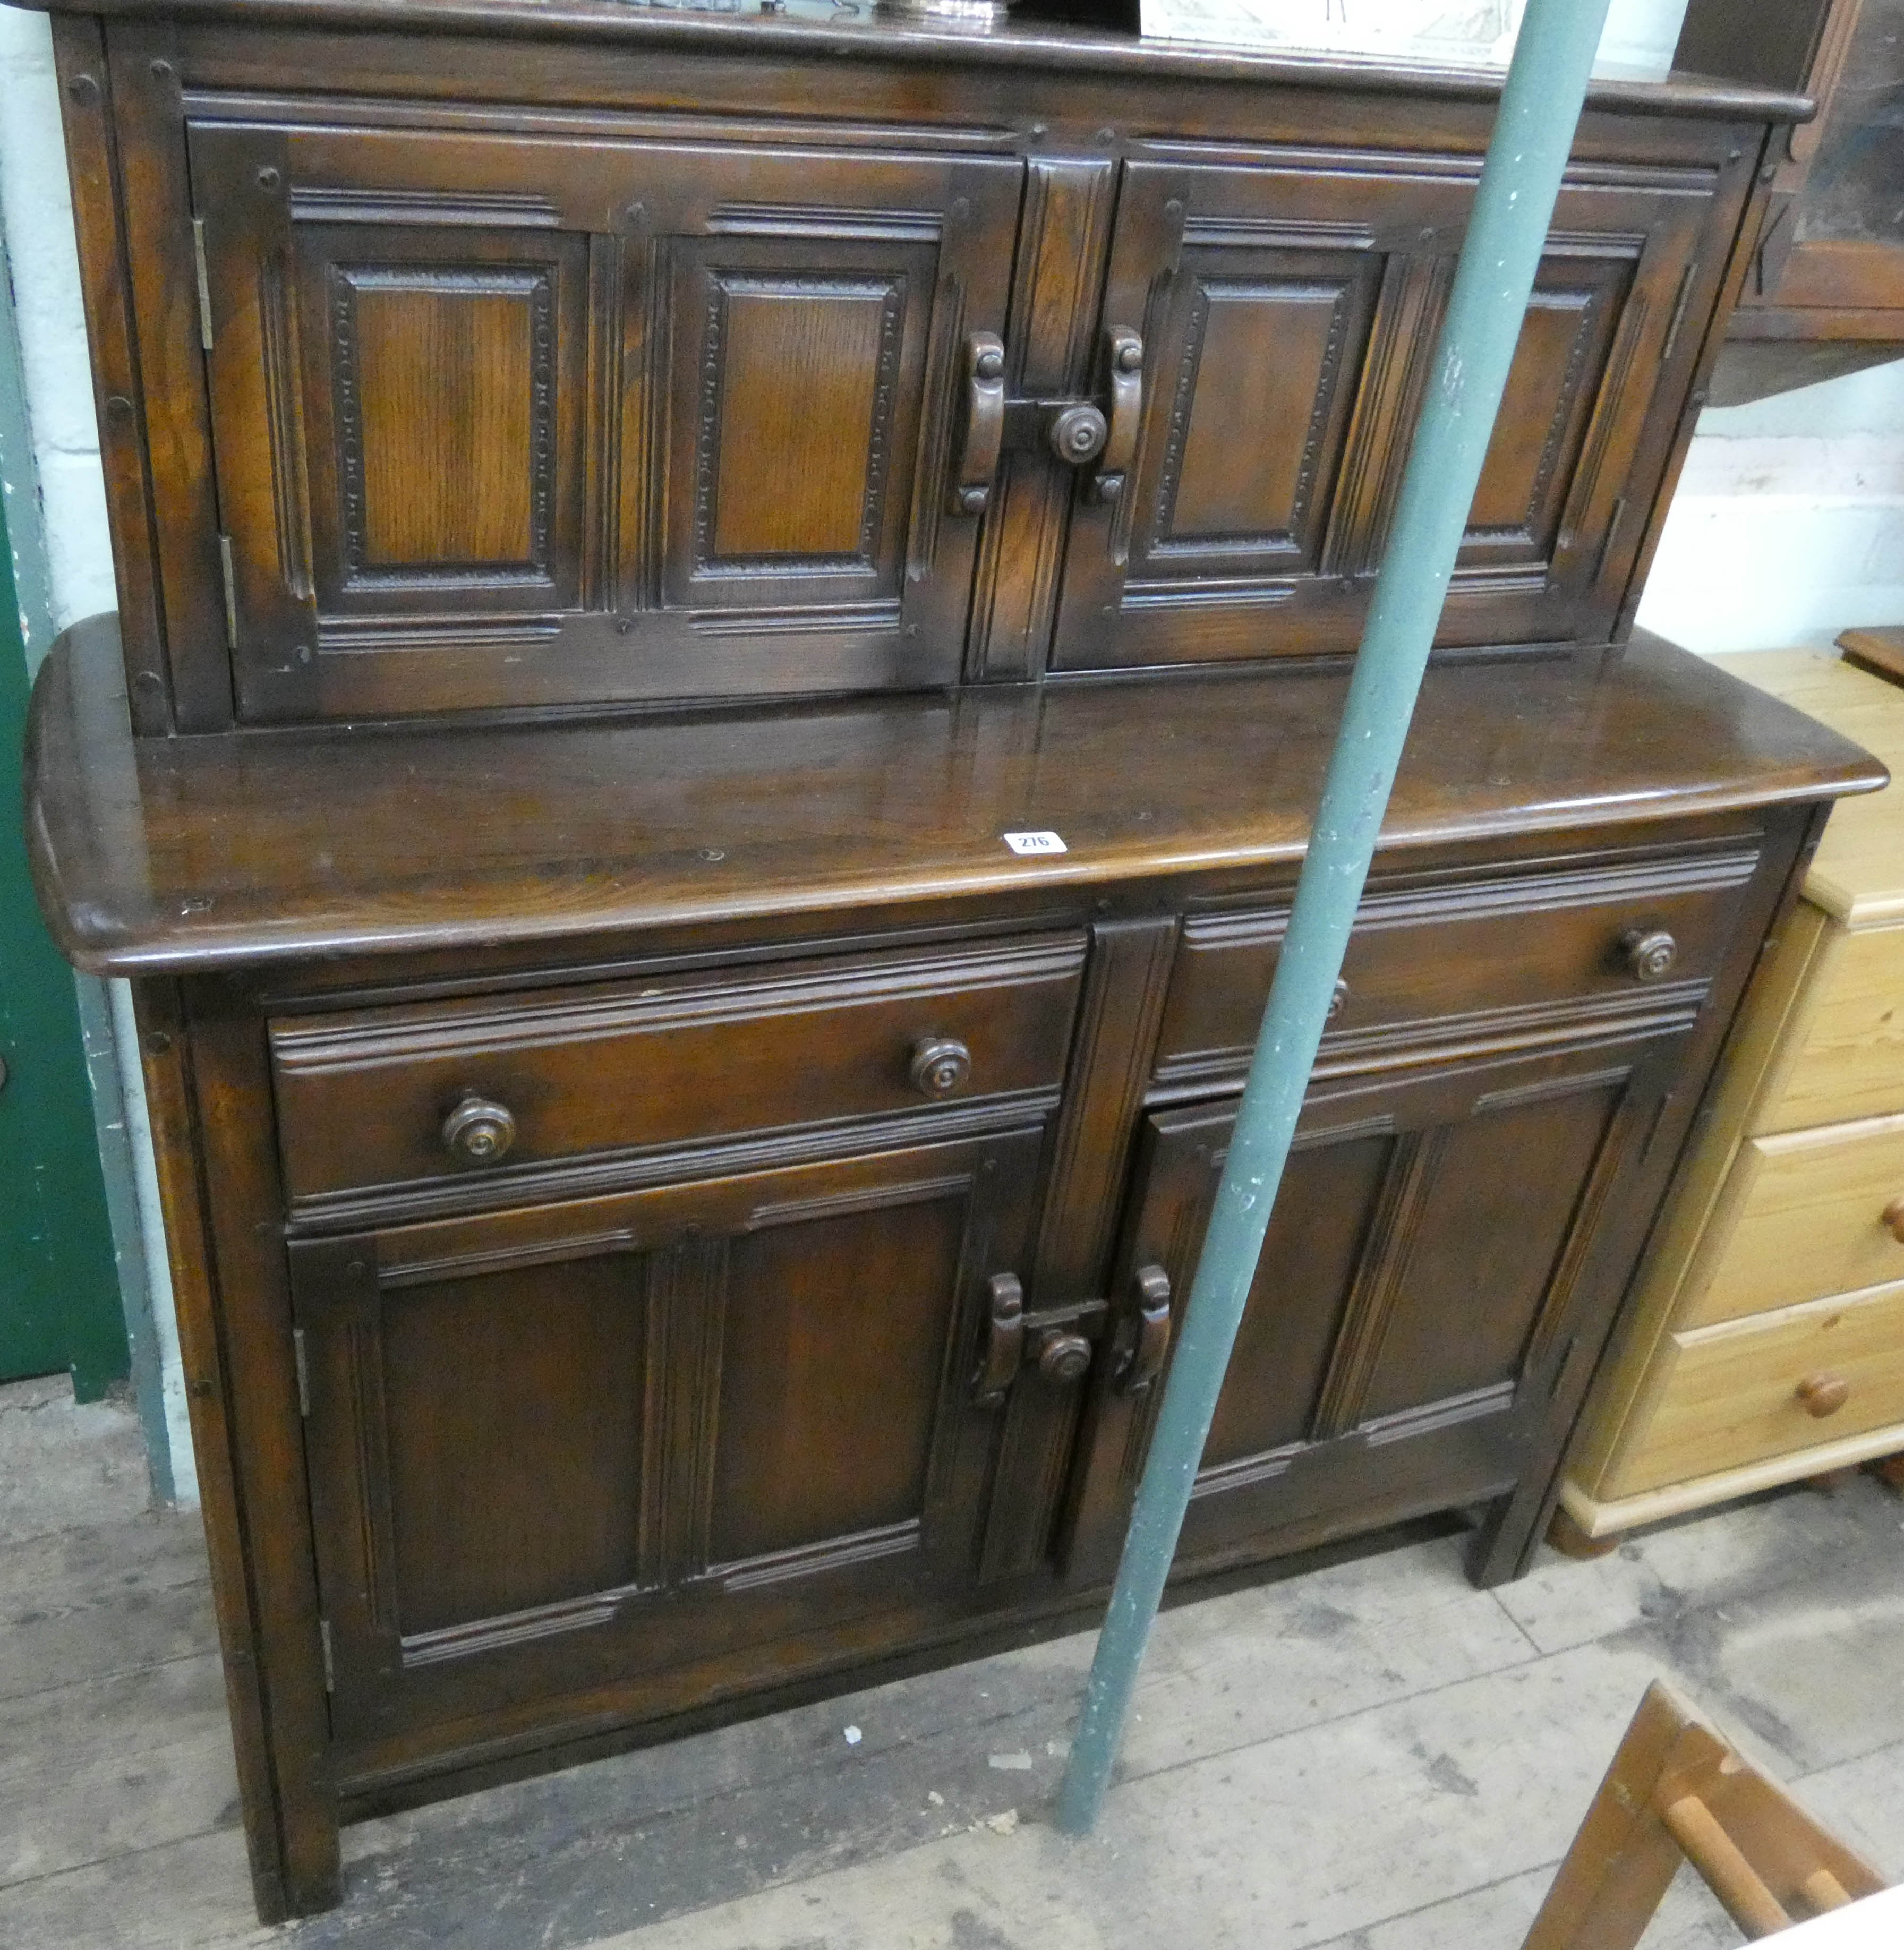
0;1510;214;1703
0;1438;1898;1948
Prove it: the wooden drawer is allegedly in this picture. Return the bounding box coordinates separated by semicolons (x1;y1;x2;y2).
1681;1111;1904;1329
270;934;1085;1204
1154;848;1760;1085
1608;1278;1904;1498
1753;920;1904;1134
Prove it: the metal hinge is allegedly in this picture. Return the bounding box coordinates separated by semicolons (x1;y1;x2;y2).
192;217;214;350
1659;260;1699;369
218;534;237;648
292;1327;310;1417
319;1618;335;1692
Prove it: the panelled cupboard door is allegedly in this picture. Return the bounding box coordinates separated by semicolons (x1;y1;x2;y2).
1066;1032;1690;1579
187;122;1019;721
1051;153;1712;670
289;1127;1047;1750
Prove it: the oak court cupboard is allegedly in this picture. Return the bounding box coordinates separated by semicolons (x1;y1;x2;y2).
15;0;1889;1920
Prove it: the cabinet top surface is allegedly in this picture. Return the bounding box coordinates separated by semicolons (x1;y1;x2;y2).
27;620;1884;977
1712;650;1904;927
4;0;1812;120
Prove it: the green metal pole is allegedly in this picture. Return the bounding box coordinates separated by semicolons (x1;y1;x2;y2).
1055;0;1617;1836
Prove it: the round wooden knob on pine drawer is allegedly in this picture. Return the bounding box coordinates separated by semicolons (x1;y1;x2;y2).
1883;1195;1904;1246
1620;928;1678;983
1795;1372;1851;1419
909;1036;972;1100
440;1095;516;1166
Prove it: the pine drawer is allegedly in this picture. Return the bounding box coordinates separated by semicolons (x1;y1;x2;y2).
1752;920;1904;1135
1606;1278;1904;1498
1680;1110;1904;1328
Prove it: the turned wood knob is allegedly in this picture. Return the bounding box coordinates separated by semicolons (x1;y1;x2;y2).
1047;403;1108;466
1883;1196;1904;1246
440;1095;516;1165
909;1036;972;1100
1036;1330;1093;1387
1621;927;1678;983
1795;1372;1851;1419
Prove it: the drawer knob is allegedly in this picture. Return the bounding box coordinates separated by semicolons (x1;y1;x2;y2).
910;1036;973;1100
1795;1372;1851;1419
1621;928;1678;983
441;1095;516;1166
1035;1329;1094;1387
1883;1196;1904;1246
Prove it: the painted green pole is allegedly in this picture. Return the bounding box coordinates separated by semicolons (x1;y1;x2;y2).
1055;0;1617;1836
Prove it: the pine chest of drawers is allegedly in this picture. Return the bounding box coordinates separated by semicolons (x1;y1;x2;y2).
1562;652;1904;1534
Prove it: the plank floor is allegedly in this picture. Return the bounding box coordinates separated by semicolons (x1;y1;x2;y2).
2;1372;1898;1949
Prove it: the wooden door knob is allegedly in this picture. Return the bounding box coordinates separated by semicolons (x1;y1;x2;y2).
1035;1329;1093;1386
440;1094;515;1165
909;1036;972;1099
1795;1372;1851;1419
1621;927;1678;982
1883;1195;1904;1245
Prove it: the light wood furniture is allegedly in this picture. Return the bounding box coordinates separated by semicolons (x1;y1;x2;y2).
1522;1680;1884;1948
1561;652;1904;1543
15;0;1889;1921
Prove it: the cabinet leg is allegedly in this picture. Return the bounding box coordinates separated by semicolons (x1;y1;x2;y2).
1466;1485;1552;1589
1866;1452;1904;1492
1545;1502;1620;1561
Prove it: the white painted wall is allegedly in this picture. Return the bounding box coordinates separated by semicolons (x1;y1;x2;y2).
0;0;1888;1509
1636;358;1904;653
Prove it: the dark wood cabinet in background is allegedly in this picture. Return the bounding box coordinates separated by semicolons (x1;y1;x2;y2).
20;0;1889;1926
1677;0;1904;400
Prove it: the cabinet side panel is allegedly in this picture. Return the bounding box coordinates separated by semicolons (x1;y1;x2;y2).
130;980;296;1920
176;983;341;1913
101;24;235;730
48;19;169;733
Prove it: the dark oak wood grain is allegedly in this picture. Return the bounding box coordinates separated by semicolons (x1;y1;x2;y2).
39;0;1793;720
25;619;1884;976
15;2;1888;1920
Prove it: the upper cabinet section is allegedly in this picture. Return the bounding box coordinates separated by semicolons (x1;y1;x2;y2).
190;124;1020;720
1050;152;1713;670
56;14;1779;728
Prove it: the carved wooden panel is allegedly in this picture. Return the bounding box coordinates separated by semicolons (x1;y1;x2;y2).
292;1124;1051;1748
1150;265;1376;564
663;240;932;615
303;235;586;615
1462;259;1630;569
1053;154;1719;671
188;122;1019;722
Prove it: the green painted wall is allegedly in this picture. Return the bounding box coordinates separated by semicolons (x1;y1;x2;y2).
1;501;130;1397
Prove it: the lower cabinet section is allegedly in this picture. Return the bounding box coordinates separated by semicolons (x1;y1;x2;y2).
148;807;1813;1912
1067;1030;1692;1581
289;1126;1073;1755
